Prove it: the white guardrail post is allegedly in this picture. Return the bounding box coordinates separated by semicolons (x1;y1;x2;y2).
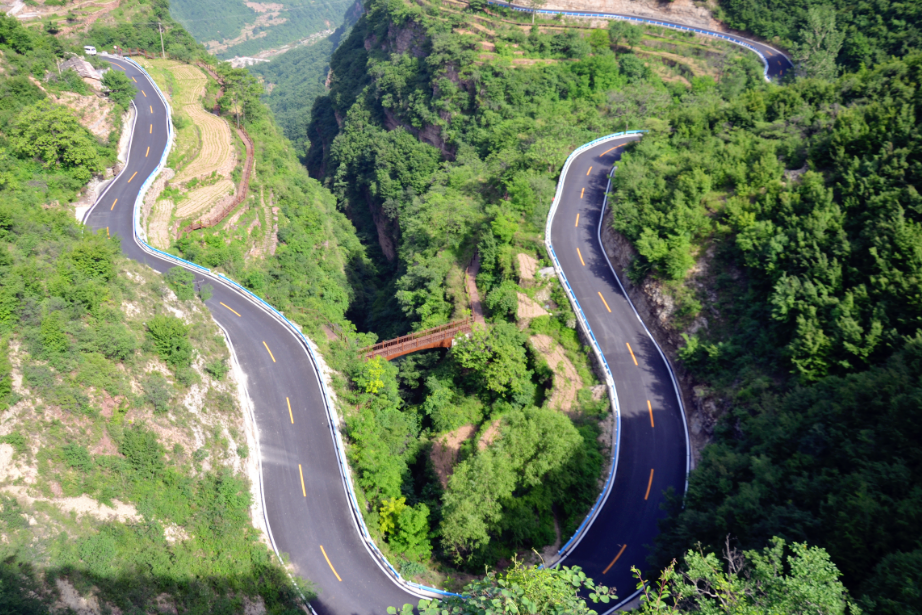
113;55;460;603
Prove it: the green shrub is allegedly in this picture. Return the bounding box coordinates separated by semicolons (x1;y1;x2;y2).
77;352;125;395
101;69;136;110
204;358;228;380
39;312;68;357
92;321;137;363
163;266;195;301
118;425;164;480
9;101;106;183
146;314;193;369
61;443;93;473
0;338;11;409
141;372;173;414
484;281;520;320
1;432;27;455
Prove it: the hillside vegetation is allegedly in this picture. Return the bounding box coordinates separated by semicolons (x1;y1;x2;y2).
249;16;356;156
0;14;314;613
168;0;355;59
5;0;922;611
301;0;762;584
305;0;922;611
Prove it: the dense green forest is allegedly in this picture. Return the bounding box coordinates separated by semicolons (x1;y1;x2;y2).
0;13;312;613
304;0;922;610
617;39;922;615
716;0;921;71
303;0;764;582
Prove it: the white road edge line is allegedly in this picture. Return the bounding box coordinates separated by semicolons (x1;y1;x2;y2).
94;54;449;605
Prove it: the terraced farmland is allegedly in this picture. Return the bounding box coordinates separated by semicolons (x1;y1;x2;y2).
138;59;238;248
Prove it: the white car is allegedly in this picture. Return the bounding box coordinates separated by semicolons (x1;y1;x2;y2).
84;45;97;56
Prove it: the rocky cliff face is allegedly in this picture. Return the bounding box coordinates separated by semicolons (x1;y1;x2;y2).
365;19;458;159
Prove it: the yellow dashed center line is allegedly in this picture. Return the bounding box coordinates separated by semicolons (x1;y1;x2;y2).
298;464;306;497
132;77;137;82
262;341;276;363
110;198;117;211
580;187;585;199
149;123;152;134
575;213;579;227
106;227;110;237
626;342;638;365
647;399;654;428
603;544;627;574
141;90;147;97
145;146;149;157
320;546;343;582
586;166;593;175
645;469;655;500
287;397;294;424
127;172;137;183
577;247;585;266
220;302;241;317
598;291;611;313
149;105;153;113
601;144;623;156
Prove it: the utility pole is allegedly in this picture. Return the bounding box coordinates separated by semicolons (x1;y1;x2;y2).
158;22;165;59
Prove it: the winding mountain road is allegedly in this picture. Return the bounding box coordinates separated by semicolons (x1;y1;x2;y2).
85;57;418;615
84;20;791;612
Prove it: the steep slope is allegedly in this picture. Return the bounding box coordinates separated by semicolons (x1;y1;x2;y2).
168;0;355;60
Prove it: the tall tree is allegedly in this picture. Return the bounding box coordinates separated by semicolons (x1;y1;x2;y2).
637;538;855;615
792;6;845;80
389;559;617;614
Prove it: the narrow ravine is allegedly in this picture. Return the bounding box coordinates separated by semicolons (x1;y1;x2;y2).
83;8;791;607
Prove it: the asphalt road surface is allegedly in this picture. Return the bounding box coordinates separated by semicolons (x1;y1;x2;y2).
490;0;792;81
85;57;419;615
84;23;792;612
549;135;685;607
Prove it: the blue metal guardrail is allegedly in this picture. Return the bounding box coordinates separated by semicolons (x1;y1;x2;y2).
485;1;781;81
542;131;643;558
114;55;690;604
544;130;691;600
114;55;461;601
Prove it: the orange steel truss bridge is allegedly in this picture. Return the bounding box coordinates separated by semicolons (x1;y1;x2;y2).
360;317;475;360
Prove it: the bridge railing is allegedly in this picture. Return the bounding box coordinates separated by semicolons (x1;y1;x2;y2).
361;317;474;358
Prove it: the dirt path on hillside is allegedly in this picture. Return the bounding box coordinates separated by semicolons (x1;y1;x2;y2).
530;334;583;412
431;424;476;488
518;293;549;319
466;253;486;324
148;199;174;250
